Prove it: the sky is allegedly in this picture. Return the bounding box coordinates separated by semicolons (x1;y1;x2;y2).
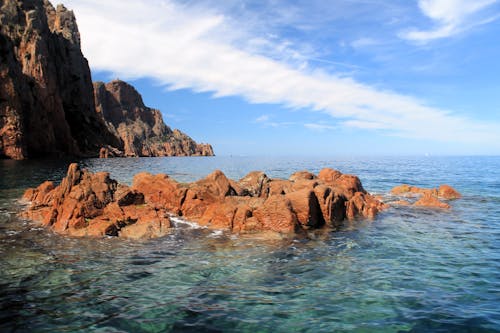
63;0;500;156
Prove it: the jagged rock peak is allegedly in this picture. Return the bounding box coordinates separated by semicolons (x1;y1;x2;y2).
46;2;81;46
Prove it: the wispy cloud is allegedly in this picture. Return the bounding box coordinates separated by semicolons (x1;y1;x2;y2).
254;115;294;128
65;0;500;146
400;0;498;42
350;37;380;49
304;123;336;132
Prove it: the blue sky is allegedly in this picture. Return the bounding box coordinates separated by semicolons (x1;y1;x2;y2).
65;0;500;155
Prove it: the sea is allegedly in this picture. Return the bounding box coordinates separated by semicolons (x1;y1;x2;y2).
0;155;499;332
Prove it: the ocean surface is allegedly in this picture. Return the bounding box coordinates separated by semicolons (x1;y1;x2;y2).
0;156;499;332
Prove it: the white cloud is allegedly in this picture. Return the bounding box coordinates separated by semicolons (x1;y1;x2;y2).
255;115;270;123
64;0;500;146
304;123;336;132
350;37;380;48
400;0;498;42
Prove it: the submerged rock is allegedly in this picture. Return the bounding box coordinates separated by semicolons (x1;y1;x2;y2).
21;164;387;239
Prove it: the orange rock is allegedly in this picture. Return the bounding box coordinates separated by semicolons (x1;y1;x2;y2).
253;195;299;234
313;185;346;227
285;189;324;228
390;184;413;195
238;171;270;197
289;170;316;182
317;168;342;183
132;172;185;213
346;192;386;220
268;179;293;196
99;147;109;158
391;184;437;197
438;185;461;199
414;193;450;209
21;164;390;239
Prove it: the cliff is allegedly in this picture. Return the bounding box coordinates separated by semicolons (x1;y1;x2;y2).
0;0;119;159
0;0;213;159
94;80;214;157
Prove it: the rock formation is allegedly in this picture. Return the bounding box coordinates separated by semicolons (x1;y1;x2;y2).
0;0;213;159
94;80;214;157
389;184;461;209
0;0;120;159
21;164;387;239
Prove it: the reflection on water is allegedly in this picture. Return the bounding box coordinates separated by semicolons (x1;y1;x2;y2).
1;156;500;332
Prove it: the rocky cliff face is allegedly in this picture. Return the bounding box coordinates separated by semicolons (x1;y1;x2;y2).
0;0;213;159
94;80;214;157
0;0;119;159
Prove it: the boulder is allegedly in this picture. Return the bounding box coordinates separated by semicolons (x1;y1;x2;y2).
438;185;461;199
285;189;324;228
253;195;299;234
414;193;451;209
238;171;270;197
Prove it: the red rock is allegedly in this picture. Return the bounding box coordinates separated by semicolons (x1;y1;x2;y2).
390;184;436;197
238;171;270;197
313;185;346;227
21;164;390;239
99;147;109;158
285;189;324;228
289;171;316;182
317;168;342;183
268;179;293;196
0;0;120;159
181;170;237;218
346;192;387;220
94;80;214;157
0;1;212;160
438;185;461;199
253;195;299;234
414;193;450;209
132;172;185;213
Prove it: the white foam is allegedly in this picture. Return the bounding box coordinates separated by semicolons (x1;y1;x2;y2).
168;214;205;229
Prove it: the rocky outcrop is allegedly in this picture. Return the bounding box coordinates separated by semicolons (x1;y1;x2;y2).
94;80;214;157
22;163;171;238
389;184;461;209
21;164;386;238
0;0;120;159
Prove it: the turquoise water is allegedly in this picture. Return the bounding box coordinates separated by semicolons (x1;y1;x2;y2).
1;156;499;332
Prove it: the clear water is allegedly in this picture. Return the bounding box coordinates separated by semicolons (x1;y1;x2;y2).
1;156;499;332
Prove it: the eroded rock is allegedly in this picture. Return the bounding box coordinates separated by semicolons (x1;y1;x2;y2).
21;164;388;239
